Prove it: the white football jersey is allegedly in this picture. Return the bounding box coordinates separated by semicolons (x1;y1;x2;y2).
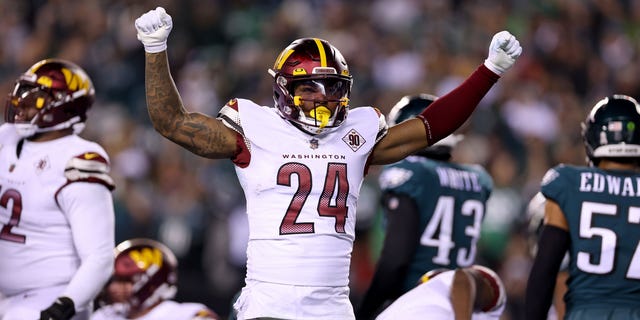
0;124;114;296
219;99;387;286
91;300;217;320
376;270;504;320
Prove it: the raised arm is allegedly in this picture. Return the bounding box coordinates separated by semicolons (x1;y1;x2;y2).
135;7;237;159
370;31;522;165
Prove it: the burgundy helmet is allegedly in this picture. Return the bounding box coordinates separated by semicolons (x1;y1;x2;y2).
268;38;352;135
5;58;95;137
113;238;178;312
470;265;507;313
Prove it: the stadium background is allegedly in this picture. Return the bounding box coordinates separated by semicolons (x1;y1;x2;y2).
1;0;639;318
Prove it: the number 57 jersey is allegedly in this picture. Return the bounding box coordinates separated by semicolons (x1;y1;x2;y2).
541;164;640;308
218;99;388;287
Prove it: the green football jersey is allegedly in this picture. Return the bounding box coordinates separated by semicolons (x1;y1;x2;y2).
541;164;640;310
378;155;493;291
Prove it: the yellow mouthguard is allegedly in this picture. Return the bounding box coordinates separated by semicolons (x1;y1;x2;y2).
310;106;331;129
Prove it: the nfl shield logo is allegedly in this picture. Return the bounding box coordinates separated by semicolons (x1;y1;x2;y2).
310;138;319;149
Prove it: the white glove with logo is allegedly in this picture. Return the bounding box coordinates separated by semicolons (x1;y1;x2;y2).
135;7;173;53
484;31;522;75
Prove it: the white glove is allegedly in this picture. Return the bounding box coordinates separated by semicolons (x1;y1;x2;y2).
484;30;522;75
135;7;173;53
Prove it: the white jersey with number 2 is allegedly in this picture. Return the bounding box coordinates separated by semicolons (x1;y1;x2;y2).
0;123;114;303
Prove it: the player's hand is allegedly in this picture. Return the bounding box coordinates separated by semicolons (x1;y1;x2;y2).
484;30;522;76
135;6;173;53
39;297;75;320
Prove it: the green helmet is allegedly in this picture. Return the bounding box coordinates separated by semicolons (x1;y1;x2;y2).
388;94;463;160
582;94;640;166
387;93;438;126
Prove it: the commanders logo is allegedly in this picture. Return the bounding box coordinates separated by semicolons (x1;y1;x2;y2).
129;247;164;269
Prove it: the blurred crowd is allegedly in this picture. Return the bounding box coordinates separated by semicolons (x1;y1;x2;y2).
2;0;640;318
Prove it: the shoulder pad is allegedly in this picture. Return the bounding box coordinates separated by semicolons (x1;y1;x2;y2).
378;166;414;190
65;152;115;190
541;167;560;187
217;99;244;135
192;308;219;319
418;268;450;285
217;99;251;157
374;107;389;144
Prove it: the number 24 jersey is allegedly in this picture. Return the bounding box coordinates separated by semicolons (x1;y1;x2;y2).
218;98;388;287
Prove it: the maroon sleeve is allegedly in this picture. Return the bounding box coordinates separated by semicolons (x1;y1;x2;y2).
417;64;499;145
231;131;250;168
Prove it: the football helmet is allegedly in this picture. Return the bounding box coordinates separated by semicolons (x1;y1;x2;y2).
4;58;95;138
111;238;178;312
469;265;506;313
268;38;352;135
582;94;640;166
388;94;463;159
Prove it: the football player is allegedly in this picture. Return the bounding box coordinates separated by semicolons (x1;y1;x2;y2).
0;59;115;320
91;238;219;320
375;265;506;319
134;6;522;319
356;94;493;319
526;95;640;319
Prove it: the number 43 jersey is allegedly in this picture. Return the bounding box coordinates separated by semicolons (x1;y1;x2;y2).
218;99;387;287
378;156;493;291
541;164;640;308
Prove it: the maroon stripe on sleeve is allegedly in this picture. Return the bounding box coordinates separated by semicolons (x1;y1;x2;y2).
418;64;499;145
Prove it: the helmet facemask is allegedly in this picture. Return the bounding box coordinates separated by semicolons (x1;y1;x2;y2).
273;74;350;135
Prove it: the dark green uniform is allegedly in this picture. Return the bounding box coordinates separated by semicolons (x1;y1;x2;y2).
379;155;493;291
541;164;640;317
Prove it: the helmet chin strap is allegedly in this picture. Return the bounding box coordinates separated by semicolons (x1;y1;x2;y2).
14;116;84;138
14;123;38;138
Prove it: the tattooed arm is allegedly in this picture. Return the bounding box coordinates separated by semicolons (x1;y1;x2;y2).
144;52;237;159
136;7;237;159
